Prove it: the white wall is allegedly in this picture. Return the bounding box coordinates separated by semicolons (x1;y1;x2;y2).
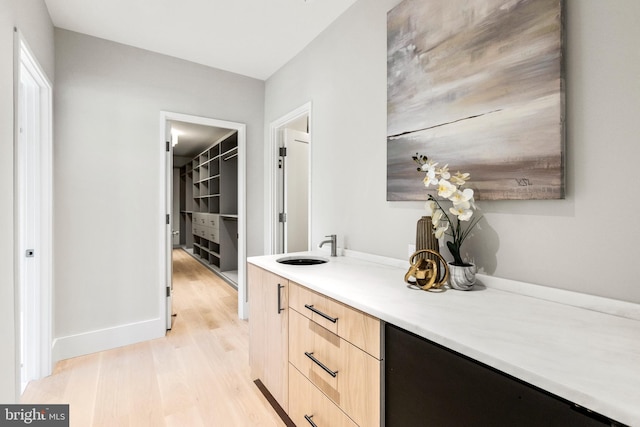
265;0;640;304
0;0;54;403
53;29;264;359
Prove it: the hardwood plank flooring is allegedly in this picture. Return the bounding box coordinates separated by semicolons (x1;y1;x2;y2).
21;248;286;427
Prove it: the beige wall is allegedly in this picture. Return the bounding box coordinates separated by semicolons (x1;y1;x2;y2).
0;0;54;403
265;0;640;303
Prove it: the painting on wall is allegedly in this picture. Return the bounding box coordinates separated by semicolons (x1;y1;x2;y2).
387;0;565;201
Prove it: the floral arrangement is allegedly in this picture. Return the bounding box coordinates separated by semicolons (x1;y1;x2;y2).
413;153;482;266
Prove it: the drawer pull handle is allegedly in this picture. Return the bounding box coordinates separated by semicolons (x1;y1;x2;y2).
304;304;338;323
277;284;284;314
304;414;318;427
305;352;338;378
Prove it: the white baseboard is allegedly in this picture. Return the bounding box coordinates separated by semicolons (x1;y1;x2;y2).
51;318;165;363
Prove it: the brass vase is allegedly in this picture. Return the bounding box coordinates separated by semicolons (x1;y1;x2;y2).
416;216;439;260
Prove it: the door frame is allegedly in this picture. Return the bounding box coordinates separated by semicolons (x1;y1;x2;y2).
159;112;248;321
163;120;173;329
14;29;53;394
265;102;312;255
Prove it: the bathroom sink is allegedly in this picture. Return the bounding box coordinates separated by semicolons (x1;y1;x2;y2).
276;256;329;266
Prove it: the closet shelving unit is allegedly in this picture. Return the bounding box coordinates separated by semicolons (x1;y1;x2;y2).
179;130;238;286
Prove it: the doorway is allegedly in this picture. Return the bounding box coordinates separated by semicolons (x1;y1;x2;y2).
267;102;312;255
160;112;248;323
278;128;310;253
15;30;53;393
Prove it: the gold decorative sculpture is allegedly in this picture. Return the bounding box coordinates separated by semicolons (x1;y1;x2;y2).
404;249;449;291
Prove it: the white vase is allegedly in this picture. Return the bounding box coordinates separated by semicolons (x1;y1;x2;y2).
448;263;477;291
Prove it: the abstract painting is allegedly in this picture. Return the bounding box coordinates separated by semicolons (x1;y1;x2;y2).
387;0;565;200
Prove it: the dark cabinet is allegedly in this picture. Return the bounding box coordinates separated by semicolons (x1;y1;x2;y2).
385;323;622;427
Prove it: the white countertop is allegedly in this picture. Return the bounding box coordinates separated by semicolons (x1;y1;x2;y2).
248;251;640;426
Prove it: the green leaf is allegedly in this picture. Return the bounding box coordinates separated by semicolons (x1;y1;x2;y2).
447;241;464;265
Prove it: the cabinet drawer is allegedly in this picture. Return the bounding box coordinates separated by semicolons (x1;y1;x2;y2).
192;224;204;237
289;282;381;359
192;224;218;243
192;224;208;239
192;213;219;229
289;364;358;427
206;227;219;243
192;212;205;226
204;213;219;229
192;212;201;225
289;310;380;427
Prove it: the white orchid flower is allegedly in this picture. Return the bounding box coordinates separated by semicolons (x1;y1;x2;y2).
449;190;465;204
450;206;473;221
437;179;457;198
461;188;474;201
449;188;474;205
450;171;470;186
458;209;473;221
452;200;470;210
432;209;443;227
434;222;449;239
423;169;438;187
468;197;477;210
425;200;439;216
420;159;438;172
437;164;450;180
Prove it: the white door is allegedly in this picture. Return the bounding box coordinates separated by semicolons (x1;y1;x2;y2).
280;129;310;253
18;74;40;392
16;34;53;391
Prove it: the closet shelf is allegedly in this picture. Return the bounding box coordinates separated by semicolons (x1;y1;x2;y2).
178;130;239;281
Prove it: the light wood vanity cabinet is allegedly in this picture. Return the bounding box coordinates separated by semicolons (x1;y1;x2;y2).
248;264;382;426
288;282;381;427
248;265;289;412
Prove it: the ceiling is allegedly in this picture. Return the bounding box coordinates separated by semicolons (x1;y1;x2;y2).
44;0;330;159
44;0;358;80
170;121;233;161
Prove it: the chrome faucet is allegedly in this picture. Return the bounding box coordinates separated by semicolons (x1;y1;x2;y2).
319;234;337;257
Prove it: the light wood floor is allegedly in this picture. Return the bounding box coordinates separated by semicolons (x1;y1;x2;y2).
21;249;286;427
